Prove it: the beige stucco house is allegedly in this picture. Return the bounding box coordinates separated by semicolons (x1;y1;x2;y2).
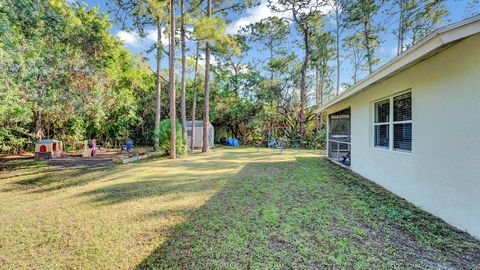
319;16;480;239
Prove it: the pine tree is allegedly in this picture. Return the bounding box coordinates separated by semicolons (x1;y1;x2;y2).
168;0;176;159
343;0;383;74
110;0;167;152
270;0;327;139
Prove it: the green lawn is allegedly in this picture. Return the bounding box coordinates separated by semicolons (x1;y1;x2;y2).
1;147;479;269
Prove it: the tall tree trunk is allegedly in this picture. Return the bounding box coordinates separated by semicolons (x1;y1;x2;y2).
269;39;274;87
35;109;42;139
364;20;373;74
202;0;211;153
180;0;187;152
190;41;200;150
335;9;341;95
233;65;240;97
315;65;320;133
299;32;309;139
169;0;176;159
319;111;324;133
397;0;404;55
319;63;325;130
353;62;358;83
154;16;162;152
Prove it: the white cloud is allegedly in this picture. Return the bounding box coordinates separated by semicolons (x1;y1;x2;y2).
145;28;169;45
197;54;217;67
226;2;282;35
226;1;333;35
225;1;295;35
116;28;172;48
116;31;140;47
222;63;250;74
318;5;334;15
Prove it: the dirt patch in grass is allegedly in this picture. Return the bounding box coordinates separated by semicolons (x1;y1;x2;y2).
268;234;298;253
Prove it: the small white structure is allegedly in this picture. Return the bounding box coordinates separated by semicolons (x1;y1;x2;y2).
319;16;480;239
186;120;214;149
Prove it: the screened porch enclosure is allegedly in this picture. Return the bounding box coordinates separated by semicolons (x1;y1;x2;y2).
328;108;351;166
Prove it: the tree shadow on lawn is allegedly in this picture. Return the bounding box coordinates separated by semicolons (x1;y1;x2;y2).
1;149;249;195
134;157;480;270
2;155;174;193
0;158;46;171
73;150;252;205
2;165;116;193
78;176;224;205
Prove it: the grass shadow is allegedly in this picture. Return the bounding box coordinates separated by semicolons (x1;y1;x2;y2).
1;165;116;193
134;157;480;270
0;159;47;172
77;177;225;205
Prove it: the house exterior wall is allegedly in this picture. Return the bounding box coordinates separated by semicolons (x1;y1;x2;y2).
325;33;480;238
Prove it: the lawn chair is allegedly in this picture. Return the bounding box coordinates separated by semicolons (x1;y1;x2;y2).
121;140;133;153
273;138;287;154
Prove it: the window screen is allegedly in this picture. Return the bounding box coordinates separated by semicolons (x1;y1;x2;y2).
394;123;412;151
393;92;412;151
375;125;389;148
374;99;390;148
375;99;390;123
393;93;412;121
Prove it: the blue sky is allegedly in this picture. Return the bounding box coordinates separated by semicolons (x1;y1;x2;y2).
69;0;476;87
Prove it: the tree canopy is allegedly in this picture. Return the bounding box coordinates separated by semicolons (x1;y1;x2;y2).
0;0;462;155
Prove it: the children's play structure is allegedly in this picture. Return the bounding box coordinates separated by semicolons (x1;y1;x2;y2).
34;139;63;159
186;120;214;149
32;138;154;166
256;124;300;153
82;140;97;157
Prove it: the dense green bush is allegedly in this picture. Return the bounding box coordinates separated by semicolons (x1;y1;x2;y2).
290;129;326;149
0;1;155;153
307;129;327;149
159;119;185;156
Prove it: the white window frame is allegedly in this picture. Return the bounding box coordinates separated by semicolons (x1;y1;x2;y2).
373;91;412;153
373;99;390;149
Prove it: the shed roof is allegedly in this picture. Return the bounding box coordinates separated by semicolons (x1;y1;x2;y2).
186;120;213;128
318;15;480;112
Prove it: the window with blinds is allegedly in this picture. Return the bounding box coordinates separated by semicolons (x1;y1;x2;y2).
373;91;412;152
393;92;412;151
375;124;389;148
374;99;390;148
